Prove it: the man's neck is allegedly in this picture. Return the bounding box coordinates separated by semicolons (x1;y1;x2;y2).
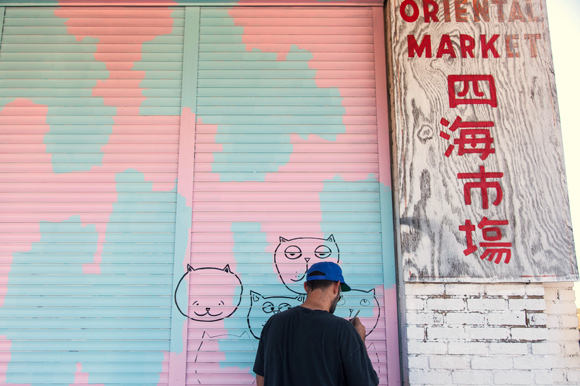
300;295;330;312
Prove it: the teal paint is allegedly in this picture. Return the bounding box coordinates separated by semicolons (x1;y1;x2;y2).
0;7;5;49
379;184;397;289
198;8;345;181
0;169;176;384
221;222;269;370
136;8;186;116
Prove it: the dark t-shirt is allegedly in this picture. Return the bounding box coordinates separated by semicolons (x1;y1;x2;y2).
253;306;379;386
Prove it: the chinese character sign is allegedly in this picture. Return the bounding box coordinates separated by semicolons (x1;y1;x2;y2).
388;0;577;282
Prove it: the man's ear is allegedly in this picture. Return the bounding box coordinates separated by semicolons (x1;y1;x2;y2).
333;281;340;295
303;282;309;293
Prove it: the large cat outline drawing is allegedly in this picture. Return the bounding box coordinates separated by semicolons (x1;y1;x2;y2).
174;264;243;322
274;235;340;294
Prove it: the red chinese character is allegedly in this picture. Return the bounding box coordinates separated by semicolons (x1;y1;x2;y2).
457;166;503;209
440;117;495;160
448;75;498;108
459;219;477;256
478;217;512;264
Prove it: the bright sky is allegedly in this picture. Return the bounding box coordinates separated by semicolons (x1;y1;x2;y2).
546;0;580;306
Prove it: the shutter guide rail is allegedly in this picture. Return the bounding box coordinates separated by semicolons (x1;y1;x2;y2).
169;6;200;385
0;6;5;49
373;6;401;386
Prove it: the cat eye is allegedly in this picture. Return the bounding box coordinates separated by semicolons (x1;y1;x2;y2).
284;245;302;259
360;299;370;306
314;245;331;259
262;301;275;313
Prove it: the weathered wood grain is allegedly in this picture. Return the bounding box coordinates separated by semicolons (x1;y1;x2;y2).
388;0;578;281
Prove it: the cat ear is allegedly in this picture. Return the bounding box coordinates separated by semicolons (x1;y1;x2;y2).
187;264;195;272
279;237;289;243
250;290;261;303
366;288;376;295
222;264;231;273
325;234;335;242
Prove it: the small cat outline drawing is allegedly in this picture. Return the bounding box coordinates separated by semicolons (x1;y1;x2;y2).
335;288;380;336
174;264;243;322
274;235;339;294
247;290;304;339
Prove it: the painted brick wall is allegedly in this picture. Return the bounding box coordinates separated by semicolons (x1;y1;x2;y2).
402;282;580;386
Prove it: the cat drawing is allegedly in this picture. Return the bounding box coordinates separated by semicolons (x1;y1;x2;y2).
335;288;380;336
274;235;339;294
247;290;303;339
174;264;243;322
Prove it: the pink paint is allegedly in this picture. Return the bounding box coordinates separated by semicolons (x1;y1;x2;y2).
69;362;104;386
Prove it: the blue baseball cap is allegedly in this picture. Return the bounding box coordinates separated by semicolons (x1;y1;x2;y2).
306;262;351;292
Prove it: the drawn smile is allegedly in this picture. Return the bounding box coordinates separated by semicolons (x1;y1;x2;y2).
290;273;306;282
194;310;223;317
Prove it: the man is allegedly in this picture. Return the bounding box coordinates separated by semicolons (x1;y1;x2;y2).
253;261;379;386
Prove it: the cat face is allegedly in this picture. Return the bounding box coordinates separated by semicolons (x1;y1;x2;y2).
174;264;243;322
247;291;302;339
334;288;380;336
274;235;339;294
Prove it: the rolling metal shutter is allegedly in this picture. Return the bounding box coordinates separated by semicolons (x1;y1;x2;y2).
185;7;396;385
0;4;399;386
0;7;184;385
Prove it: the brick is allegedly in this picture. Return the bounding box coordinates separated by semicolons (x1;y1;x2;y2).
485;284;526;296
407;355;429;369
406;312;437;325
452;370;493;384
467;298;507;311
406;326;426;340
545;301;577;315
561;314;580;328
448;342;487;355
543;288;558;301
493;370;534;385
429;355;470;369
527;313;547;326
408;369;451;384
405;283;445;296
552;369;566;383
445;312;486;325
489;342;529;355
426;298;465;311
487;311;526;326
467;327;510;340
509;298;545;311
511;328;547;341
558;289;576;301
534;371;553;385
524;284;544;296
531;342;561;355
546;315;560;329
445;283;484;296
547;328;579;341
543;282;573;288
567;370;580;383
564;341;580;356
427;326;467;340
471;356;513;370
407;341;447;355
513;356;552;370
551;356;580;369
405;297;425;310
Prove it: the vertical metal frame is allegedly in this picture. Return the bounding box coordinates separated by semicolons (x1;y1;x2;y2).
373;6;402;386
168;6;200;386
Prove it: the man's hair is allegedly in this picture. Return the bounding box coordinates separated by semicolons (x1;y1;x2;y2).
305;271;336;292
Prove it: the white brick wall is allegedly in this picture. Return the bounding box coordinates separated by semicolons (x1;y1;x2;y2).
402;282;580;386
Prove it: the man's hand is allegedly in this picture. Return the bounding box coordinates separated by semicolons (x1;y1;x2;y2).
350;317;366;342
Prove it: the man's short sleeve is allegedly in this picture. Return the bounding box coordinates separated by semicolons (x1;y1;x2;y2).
341;325;379;386
253;333;265;377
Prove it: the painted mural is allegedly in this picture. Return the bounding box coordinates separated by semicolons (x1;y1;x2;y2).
0;5;398;385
